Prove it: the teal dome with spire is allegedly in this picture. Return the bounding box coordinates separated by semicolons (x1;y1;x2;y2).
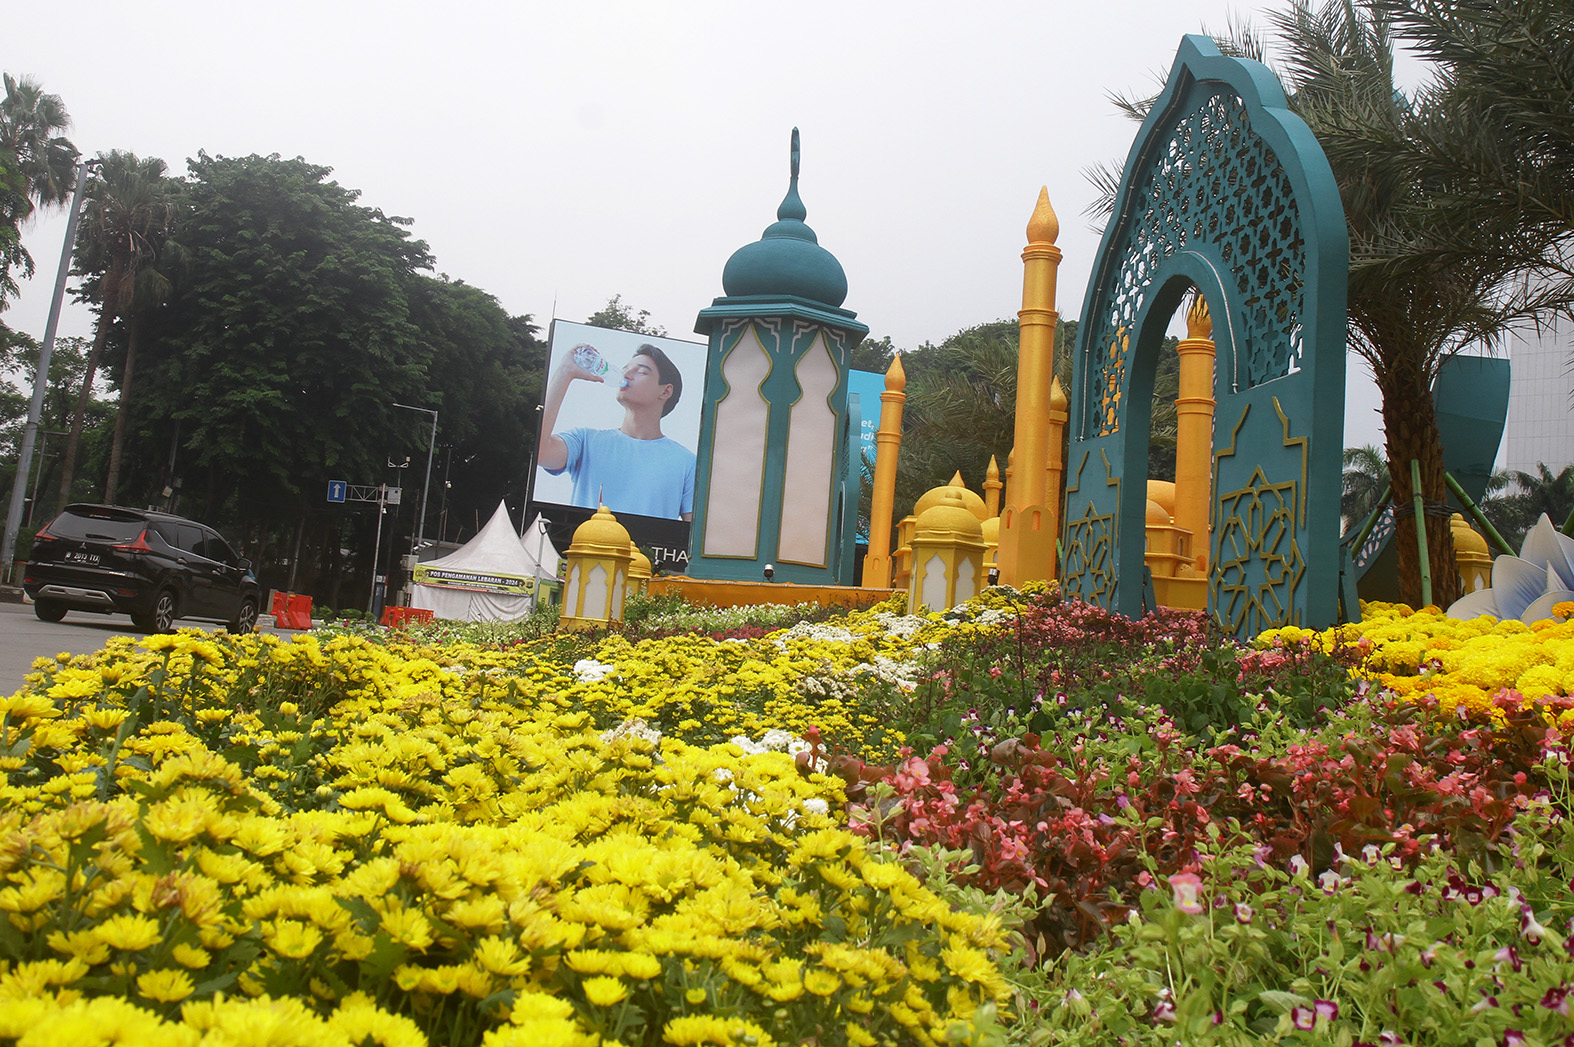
721;128;849;308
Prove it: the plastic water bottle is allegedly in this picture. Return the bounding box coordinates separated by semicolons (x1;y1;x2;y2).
572;344;609;378
573;344;629;388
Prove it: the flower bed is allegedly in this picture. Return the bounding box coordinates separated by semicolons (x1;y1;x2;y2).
2;589;1573;1046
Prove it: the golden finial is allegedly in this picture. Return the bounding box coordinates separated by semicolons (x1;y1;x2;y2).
1050;375;1068;410
949;470;967;489
1185;293;1213;340
885;351;906;392
986;455;1000;482
1026;186;1059;245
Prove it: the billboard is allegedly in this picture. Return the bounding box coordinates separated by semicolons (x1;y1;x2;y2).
531;320;709;572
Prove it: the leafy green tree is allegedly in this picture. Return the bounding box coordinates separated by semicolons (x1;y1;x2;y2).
0;73;76;316
131;153;434;564
585;294;668;337
0;334;110;528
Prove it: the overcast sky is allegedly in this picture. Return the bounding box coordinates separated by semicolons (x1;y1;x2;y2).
9;0;1393;450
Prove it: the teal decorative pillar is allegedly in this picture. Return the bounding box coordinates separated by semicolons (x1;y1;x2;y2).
688;129;869;585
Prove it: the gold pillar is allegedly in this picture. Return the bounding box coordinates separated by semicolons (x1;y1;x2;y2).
997;187;1062;586
983;456;1003;519
1045;376;1068;539
1172;294;1216;571
862;353;908;588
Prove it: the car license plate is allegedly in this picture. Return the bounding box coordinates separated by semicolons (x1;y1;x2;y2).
63;551;100;565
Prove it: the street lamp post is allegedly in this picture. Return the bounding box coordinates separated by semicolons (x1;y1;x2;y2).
1;160;95;585
391;403;438;559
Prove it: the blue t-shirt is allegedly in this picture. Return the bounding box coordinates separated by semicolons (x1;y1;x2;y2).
546;427;696;519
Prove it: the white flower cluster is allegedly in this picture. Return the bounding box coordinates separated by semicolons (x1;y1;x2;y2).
600;717;662;746
852;655;923;693
873;612;930;639
728;728;811;757
573;658;616;682
772;621;860;648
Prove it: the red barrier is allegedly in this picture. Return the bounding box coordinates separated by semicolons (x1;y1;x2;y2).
380;605;434;629
270;592;313;630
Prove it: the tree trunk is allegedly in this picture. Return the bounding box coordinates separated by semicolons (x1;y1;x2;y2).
1379;363;1461;609
102;312;142;505
56;258;124;513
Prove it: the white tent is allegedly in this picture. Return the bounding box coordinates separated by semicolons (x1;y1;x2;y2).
410;502;557;621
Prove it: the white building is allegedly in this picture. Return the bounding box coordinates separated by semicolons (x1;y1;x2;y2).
1502;325;1574;477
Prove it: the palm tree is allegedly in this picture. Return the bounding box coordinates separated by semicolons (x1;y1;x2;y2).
0;74;77;209
1483;464;1574;552
1372;2;1574;316
55;152;181;510
0;73;76;308
1341;444;1390;535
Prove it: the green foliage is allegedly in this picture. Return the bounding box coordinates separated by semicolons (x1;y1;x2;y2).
0;72;77;313
1483;463;1574;550
585;293;667;337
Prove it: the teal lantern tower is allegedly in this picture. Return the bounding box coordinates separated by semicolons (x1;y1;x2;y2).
688;129;869;585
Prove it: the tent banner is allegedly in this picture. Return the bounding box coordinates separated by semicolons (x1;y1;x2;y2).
412;565;536;595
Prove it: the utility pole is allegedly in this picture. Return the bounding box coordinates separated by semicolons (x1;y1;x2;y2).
2;160;94;585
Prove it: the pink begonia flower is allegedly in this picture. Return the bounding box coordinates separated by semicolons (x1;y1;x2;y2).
1315;1000;1339;1022
1168;872;1204;914
1234;902;1253;924
1291;1006;1315;1031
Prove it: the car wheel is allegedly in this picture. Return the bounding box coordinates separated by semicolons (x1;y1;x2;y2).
228;598;258;634
33;600;67;623
134;590;178;634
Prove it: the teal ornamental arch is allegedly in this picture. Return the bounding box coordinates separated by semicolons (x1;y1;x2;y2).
1062;34;1348;636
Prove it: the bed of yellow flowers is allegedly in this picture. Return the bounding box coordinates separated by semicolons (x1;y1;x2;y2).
1262;599;1574;727
0;598;1018;1047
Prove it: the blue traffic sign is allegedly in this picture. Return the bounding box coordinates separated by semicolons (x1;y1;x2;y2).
327;480;347;504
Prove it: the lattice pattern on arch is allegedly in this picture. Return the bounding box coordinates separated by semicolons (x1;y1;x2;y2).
1085;90;1308;437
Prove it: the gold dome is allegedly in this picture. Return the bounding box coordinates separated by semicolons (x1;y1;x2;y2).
1146;480;1176;520
1450;513;1489;556
915;489;984;542
1145;498;1170;527
567;506;633;558
913;478;988;522
627;542;653;580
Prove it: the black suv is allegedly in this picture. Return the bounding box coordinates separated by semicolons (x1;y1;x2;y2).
23;505;261;633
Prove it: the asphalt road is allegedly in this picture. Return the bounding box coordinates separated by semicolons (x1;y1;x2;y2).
0;598;277;694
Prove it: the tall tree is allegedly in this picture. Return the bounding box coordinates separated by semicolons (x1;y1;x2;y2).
132;152;433;542
55;152;181;510
1483;464;1574;552
0;334;110;521
0;73;76;315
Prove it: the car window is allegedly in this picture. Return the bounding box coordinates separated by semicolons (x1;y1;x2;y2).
148;521;181;547
174;523;206;556
202;530;237;564
47;510;145;542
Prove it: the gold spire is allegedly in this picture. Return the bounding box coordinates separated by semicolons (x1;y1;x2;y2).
1026;185;1059;244
1185;293;1213;340
949;470;967;489
986;456;1000;483
885;351;907;392
1049;375;1068;410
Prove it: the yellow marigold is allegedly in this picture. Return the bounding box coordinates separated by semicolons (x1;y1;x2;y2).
136;968;194;1003
325;993;427;1047
92;913;161;952
582;975;629;1007
662;1014;776;1047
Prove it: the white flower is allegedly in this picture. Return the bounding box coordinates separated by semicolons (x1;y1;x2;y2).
574;658;615;682
600;717;662;746
802;798;829;816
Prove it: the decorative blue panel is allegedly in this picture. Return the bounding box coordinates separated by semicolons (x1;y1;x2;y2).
1063;35;1349;635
